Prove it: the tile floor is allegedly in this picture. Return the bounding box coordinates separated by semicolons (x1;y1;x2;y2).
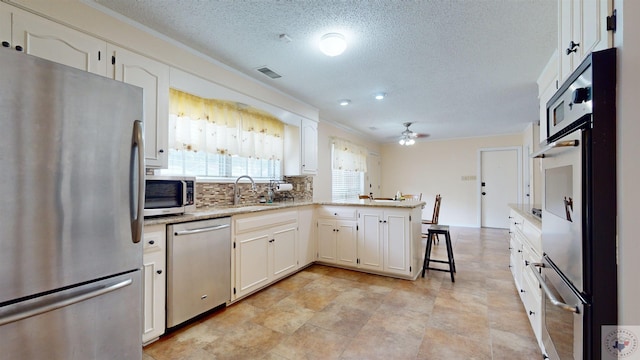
143;227;541;360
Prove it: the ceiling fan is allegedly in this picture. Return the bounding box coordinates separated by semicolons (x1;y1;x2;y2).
398;122;428;145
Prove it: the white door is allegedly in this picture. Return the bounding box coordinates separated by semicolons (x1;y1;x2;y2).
366;152;381;197
480;148;521;228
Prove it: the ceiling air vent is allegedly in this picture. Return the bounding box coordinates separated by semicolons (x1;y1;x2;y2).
256;66;282;79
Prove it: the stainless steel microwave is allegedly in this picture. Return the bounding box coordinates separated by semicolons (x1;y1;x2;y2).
144;176;196;217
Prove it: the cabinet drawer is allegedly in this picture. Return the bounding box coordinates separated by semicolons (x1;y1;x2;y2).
522;221;542;253
234;210;298;235
317;206;357;220
143;225;166;253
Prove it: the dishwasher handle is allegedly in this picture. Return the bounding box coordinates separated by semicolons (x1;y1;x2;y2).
174;224;230;236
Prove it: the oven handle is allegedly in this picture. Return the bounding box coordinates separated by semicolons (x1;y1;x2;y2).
530;139;579;158
529;263;579;314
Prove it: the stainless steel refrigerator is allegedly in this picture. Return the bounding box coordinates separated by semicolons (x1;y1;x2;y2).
0;49;145;359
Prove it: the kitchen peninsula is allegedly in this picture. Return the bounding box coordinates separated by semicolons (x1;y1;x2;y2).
142;200;424;344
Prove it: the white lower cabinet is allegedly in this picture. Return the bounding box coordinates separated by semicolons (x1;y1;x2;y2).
297;205;316;268
318;205;421;279
382;209;412;276
357;209;384;272
508;207;544;354
316;206;358;266
142;224;166;345
233;209;298;300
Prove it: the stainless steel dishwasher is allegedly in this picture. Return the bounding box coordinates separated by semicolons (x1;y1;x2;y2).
166;217;231;328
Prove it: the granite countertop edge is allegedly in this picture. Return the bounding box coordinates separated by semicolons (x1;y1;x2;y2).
144;200;425;226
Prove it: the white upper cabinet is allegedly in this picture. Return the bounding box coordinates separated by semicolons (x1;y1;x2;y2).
537;50;559;144
109;45;169;168
558;0;613;82
1;3;11;48
12;9;107;76
301;118;318;175
284;118;318;176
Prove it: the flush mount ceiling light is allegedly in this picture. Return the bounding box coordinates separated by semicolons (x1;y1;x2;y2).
374;93;386;100
319;33;347;56
339;99;351;106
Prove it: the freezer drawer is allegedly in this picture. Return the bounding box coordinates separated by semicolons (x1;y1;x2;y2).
0;271;142;360
167;217;231;328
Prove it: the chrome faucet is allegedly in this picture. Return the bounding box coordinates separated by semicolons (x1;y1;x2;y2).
234;175;257;205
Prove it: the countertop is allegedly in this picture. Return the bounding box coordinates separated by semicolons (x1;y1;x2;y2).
508;203;542;228
144;199;425;226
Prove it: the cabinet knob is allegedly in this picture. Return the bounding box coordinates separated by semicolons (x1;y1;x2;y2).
481;192;486;195
520;289;525;293
1;41;10;48
566;40;580;55
158;149;164;154
148;240;155;245
156;270;162;274
269;238;275;242
15;45;23;52
529;310;535;316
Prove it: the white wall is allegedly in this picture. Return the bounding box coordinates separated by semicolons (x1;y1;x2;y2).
381;134;523;227
616;0;640;325
314;120;381;202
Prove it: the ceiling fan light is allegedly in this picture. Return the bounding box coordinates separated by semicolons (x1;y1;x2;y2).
399;138;405;145
320;33;347;56
407;138;415;145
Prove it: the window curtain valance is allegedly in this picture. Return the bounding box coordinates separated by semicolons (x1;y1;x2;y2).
168;88;284;160
332;137;368;172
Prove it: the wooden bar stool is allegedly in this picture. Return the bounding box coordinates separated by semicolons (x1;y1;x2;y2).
421;224;456;282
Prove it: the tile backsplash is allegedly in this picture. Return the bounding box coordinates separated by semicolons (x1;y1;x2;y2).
195;175;313;209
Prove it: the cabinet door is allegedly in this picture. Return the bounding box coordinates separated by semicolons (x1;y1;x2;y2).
109;45;169;168
383;211;411;276
12;10;107;76
272;225;298;279
235;231;270;298
317;219;337;263
301;118;318;175
1;3;11;47
298;206;316;267
358;210;383;271
579;0;611;60
142;225;166;344
336;220;357;267
558;0;574;82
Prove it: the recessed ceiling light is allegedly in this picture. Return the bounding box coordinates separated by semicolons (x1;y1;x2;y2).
320;33;347;56
374;93;386;100
339;99;351;106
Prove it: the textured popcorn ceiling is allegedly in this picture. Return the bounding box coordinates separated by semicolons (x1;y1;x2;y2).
92;0;557;143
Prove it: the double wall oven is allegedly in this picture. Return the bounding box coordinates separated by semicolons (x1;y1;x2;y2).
531;48;617;360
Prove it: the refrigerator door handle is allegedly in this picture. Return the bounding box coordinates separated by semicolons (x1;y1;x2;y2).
0;278;133;326
131;120;145;244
